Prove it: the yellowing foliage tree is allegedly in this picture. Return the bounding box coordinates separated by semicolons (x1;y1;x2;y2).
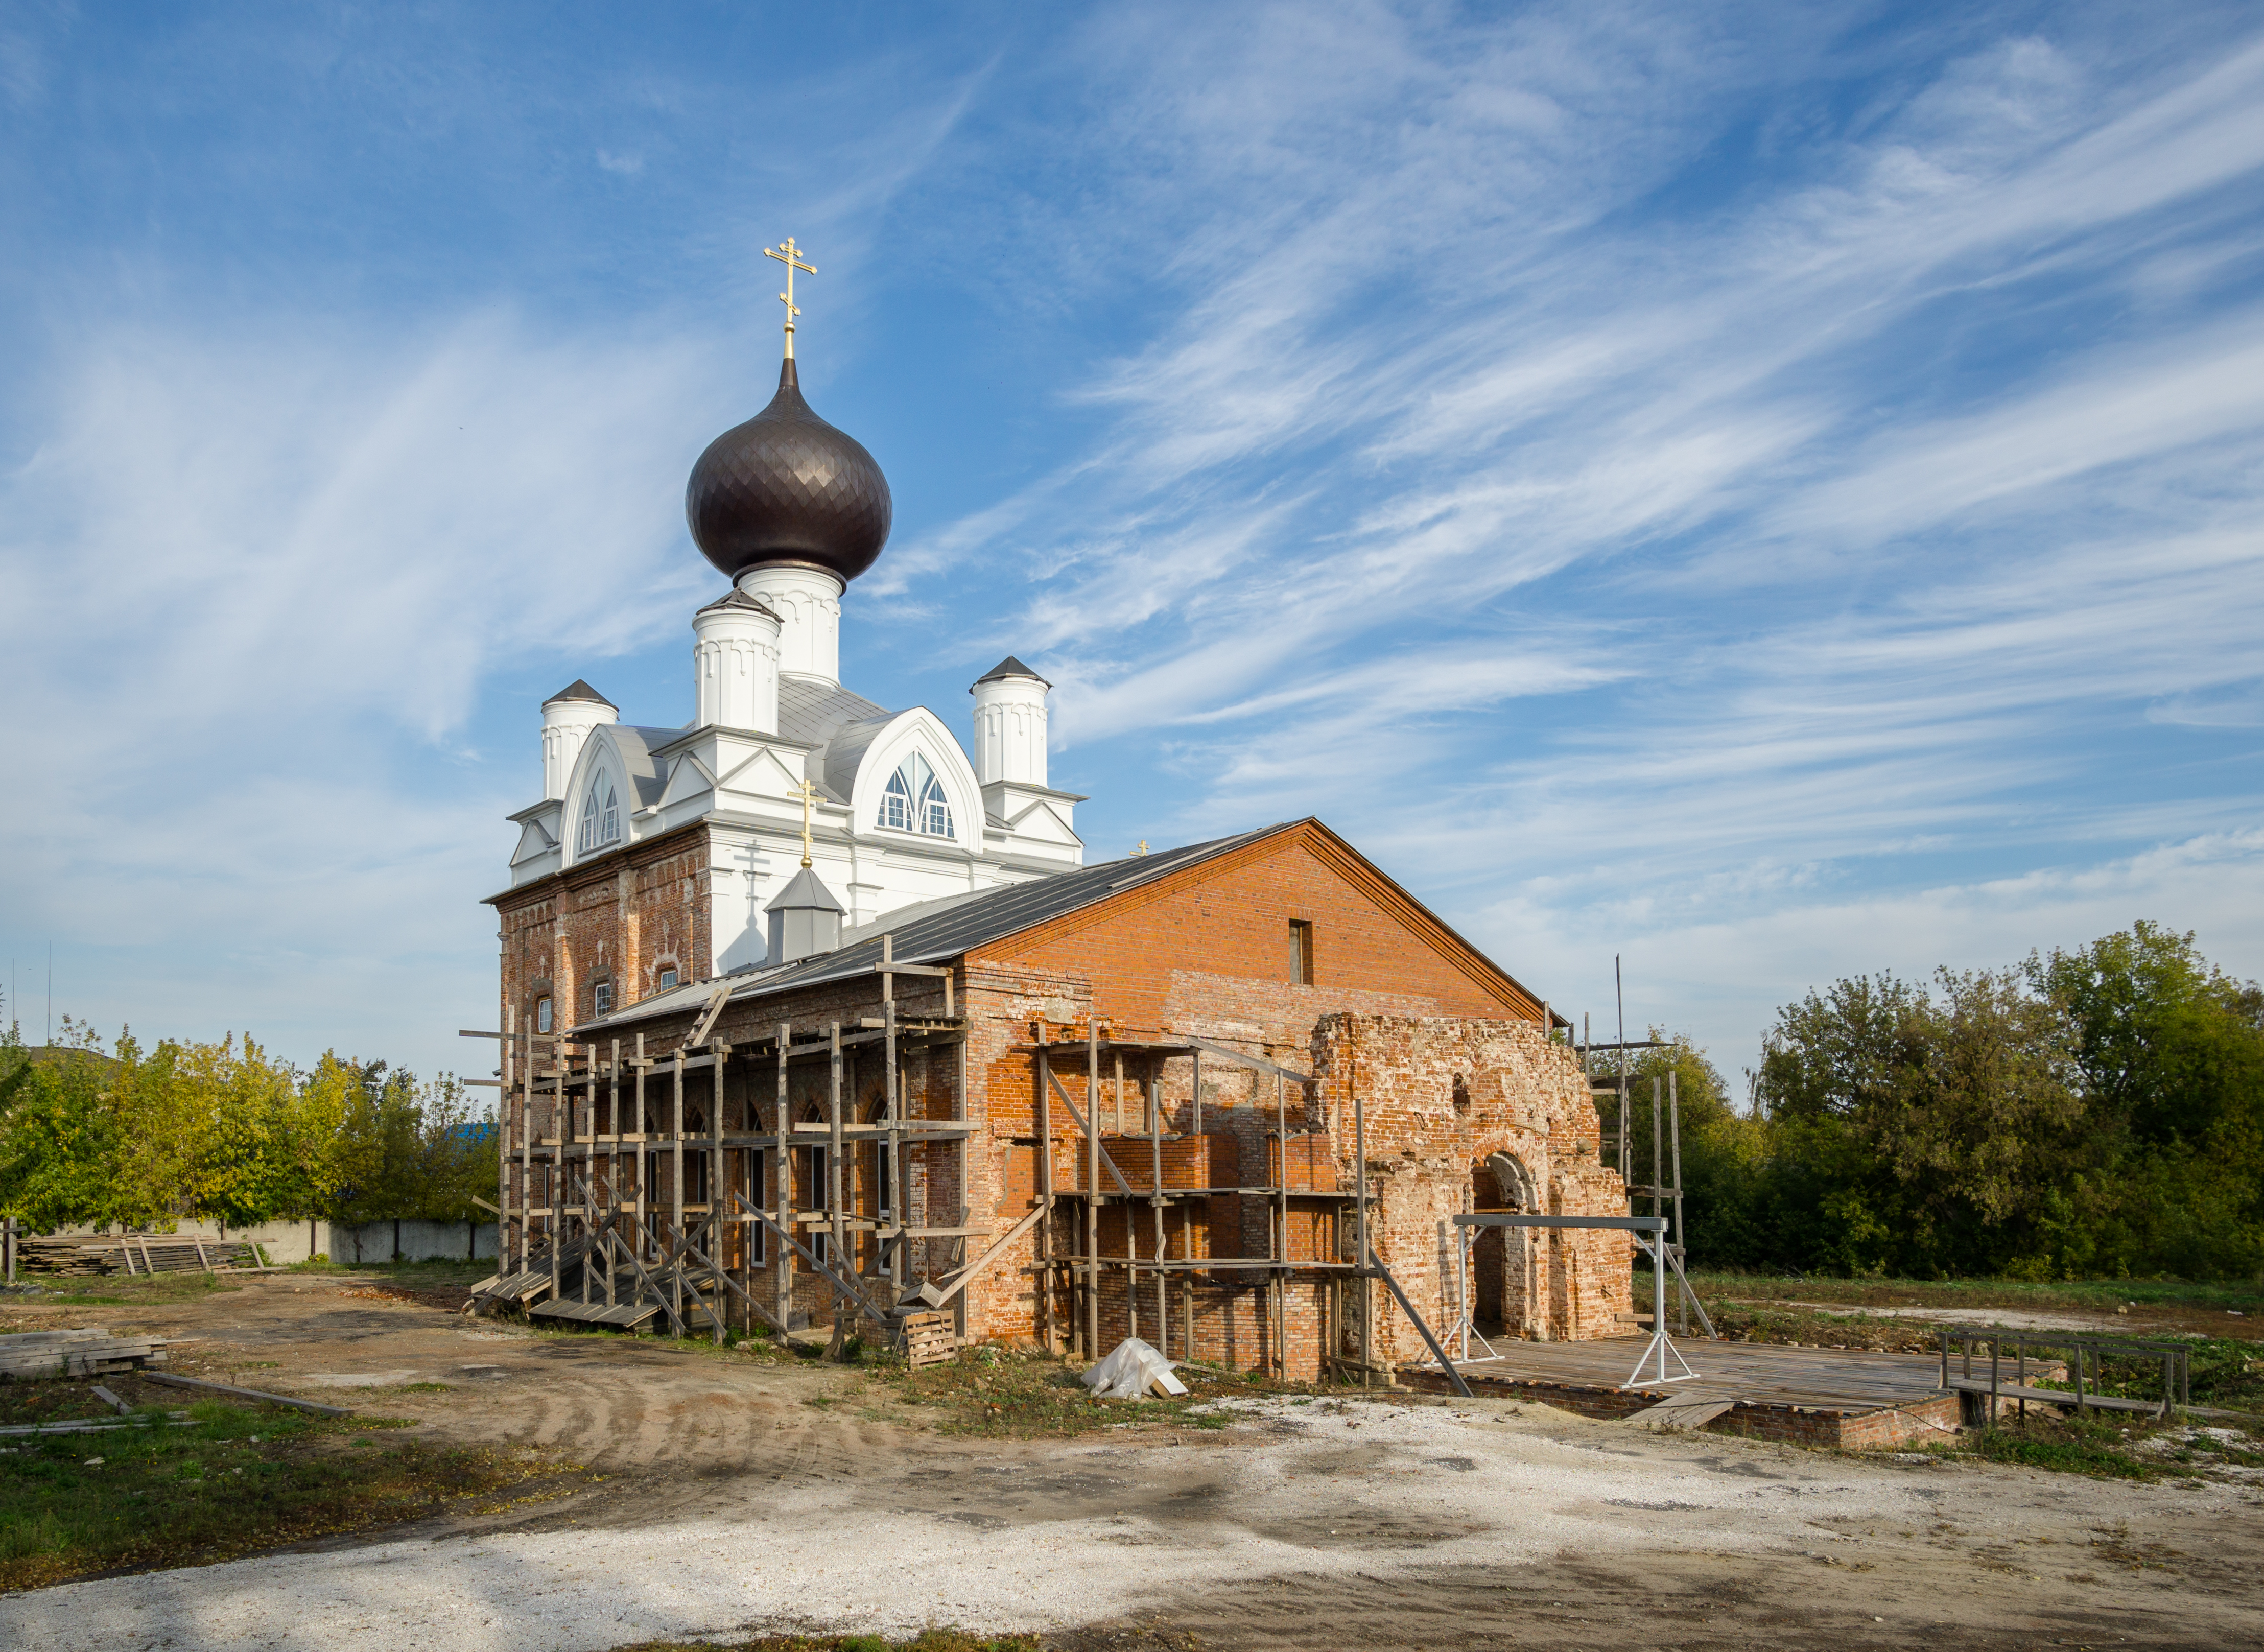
0;1023;494;1235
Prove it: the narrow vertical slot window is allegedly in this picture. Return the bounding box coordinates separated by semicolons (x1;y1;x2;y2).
1289;919;1314;985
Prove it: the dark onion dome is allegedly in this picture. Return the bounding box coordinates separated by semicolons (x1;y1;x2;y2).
686;357;892;585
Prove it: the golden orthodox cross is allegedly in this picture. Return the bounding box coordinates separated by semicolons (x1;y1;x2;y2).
764;237;816;358
790;777;821;867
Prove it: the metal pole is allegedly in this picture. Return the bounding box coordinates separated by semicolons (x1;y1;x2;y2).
1668;1069;1686;1332
1615;956;1628;1184
1652;1221;1667;1383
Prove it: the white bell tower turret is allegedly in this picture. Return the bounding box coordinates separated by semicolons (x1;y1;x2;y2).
540;680;617;801
970;656;1050;787
692;590;783;731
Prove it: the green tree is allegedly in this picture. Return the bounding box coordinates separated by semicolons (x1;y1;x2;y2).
0;1022;124;1232
2029;924;2264;1278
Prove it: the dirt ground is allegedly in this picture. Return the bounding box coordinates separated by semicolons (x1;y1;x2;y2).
3;1272;2261;1651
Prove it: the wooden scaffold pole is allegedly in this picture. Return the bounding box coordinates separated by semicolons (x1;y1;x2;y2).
1085;1016;1100;1361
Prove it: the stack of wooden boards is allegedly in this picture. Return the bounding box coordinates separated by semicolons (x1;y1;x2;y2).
19;1234;259;1276
901;1311;956;1370
0;1328;172;1380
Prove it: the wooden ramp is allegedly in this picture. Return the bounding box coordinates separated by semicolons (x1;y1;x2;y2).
528;1297;664;1330
1629;1393;1736;1431
473;1236;589;1310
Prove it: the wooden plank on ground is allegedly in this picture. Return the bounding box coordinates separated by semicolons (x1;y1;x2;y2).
142;1371;353;1417
1947;1378;2162;1415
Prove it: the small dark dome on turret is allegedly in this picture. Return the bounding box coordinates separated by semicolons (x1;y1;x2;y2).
686;358;892;586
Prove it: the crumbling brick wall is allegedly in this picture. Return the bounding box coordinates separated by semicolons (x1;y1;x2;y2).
1310;1013;1631;1361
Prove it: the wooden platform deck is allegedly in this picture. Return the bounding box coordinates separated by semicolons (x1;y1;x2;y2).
1449;1336;1950;1408
1397;1336;1966;1448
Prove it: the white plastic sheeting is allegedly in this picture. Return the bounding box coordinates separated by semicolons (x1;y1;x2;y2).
1079;1337;1188;1401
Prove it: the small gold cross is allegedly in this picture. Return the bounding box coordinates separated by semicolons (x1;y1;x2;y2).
1137;840;1148;856
764;237;816;358
789;777;822;868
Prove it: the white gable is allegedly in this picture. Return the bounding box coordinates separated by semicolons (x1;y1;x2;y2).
845;708;985;858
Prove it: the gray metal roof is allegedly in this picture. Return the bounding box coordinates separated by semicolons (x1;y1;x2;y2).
777;676;886;752
765;864;845;914
974;654;1050;689
611;726;679;812
544;678;616;708
574;824;1285;1035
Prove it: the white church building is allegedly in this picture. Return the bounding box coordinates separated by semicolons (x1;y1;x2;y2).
489;291;1084;1032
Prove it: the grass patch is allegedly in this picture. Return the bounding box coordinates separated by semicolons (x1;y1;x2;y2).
1687;1270;2264;1318
0;1376;559;1590
4;1271;249;1310
1911;1409;2234;1481
1684;1293;2264;1412
282;1257;498;1285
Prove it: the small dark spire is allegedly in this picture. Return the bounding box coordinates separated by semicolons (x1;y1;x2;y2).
696;588;782;618
764;865;845;915
973;655;1051;690
765;864;845;965
544;679;616;709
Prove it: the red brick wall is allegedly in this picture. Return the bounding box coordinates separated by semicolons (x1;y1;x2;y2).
492;820;715;1042
973;824;1543;1043
496;828;1617;1373
1309;1013;1634;1359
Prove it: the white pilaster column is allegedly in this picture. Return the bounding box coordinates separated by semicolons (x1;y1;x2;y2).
693;593;784;733
734;566;844;683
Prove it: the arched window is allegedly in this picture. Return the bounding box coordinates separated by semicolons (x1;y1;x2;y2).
878;752;954;840
576;773;621;855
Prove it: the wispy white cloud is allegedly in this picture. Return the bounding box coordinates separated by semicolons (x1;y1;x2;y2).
0;311;729;1057
8;1;2263;1087
878;6;2264;1067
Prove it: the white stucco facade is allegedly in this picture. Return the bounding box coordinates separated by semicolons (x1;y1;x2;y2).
506;583;1084;977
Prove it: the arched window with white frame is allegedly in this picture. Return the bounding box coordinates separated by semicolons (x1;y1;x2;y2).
877;751;953;840
576;773;621;855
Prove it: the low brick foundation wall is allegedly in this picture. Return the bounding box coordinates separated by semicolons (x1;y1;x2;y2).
1397;1368;1964;1449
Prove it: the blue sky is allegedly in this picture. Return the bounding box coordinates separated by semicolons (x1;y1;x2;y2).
3;2;2261;1093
